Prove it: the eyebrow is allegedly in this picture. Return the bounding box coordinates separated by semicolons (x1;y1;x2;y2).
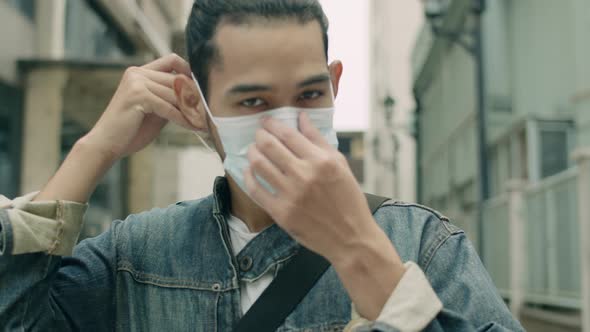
228;84;272;95
227;73;331;96
297;73;331;88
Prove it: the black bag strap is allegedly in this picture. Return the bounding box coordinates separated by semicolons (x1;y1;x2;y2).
234;193;389;332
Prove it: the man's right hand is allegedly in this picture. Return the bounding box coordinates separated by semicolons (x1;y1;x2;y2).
35;54;198;203
83;54;198;161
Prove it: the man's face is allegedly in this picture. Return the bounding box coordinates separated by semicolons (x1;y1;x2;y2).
203;19;340;157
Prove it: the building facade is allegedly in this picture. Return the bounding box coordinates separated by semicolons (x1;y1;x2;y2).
365;0;422;202
412;0;590;330
0;0;223;240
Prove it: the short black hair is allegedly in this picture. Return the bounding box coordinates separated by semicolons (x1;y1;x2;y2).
185;0;329;100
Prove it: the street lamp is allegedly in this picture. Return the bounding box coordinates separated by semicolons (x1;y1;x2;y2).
383;95;395;124
372;95;401;197
422;0;489;256
373;95;397;163
423;0;450;19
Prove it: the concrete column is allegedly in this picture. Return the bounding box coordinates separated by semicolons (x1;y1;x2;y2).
572;148;590;332
35;0;66;58
153;145;180;208
572;0;590;147
128;144;156;214
506;179;527;317
20;68;68;193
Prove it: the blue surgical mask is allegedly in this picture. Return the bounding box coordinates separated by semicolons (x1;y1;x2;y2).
191;73;339;195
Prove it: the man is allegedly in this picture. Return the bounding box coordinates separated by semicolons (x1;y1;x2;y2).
0;0;523;331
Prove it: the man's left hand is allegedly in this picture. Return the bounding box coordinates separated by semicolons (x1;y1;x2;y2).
244;112;406;319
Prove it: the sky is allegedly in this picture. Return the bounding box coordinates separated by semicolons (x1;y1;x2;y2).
319;0;424;132
319;0;370;131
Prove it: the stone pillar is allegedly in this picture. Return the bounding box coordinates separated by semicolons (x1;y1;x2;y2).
20;68;67;193
573;0;590;147
153;145;180;208
506;179;526;317
128;144;156;214
35;0;65;58
573;148;590;332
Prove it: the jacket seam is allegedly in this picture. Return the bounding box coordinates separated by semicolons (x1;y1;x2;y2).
213;290;220;332
241;251;298;282
423;232;461;273
117;267;236;292
213;212;240;287
112;219;121;332
48;200;64;255
380;201;450;222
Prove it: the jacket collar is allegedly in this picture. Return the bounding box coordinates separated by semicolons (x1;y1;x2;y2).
211;176;300;281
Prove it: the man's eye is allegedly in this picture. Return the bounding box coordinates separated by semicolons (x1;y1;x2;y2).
240;98;266;107
299;90;323;100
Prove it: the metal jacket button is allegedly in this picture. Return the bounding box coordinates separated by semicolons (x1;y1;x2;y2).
239;256;253;272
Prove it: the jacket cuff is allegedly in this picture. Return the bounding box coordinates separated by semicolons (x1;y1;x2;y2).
0;209;13;255
0;192;87;256
347;261;443;332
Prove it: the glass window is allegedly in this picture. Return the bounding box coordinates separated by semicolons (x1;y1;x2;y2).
0;83;22;198
540;129;569;178
5;0;35;21
337;133;364;184
0;121;12;194
337;135;352;155
534;120;574;179
64;0;135;60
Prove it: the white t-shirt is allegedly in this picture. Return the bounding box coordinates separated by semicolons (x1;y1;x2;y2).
226;214;274;315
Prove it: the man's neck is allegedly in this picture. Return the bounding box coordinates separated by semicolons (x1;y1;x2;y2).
226;175;275;233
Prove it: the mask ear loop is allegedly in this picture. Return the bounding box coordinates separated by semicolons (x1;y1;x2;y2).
191;73;218;127
328;76;336;105
191;132;216;153
190;72;217;153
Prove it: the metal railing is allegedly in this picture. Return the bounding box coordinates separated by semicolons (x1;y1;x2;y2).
483;167;581;309
525;168;580;309
482;193;510;297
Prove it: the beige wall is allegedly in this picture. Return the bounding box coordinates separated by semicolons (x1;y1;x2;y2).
365;0;422;201
178;146;225;202
0;2;35;82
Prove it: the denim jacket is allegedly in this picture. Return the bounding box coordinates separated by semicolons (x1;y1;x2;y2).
0;177;523;331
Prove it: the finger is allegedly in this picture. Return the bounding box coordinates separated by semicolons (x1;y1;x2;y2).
243;166;278;211
142;54;191;76
145;80;178;107
255;128;301;174
248;145;286;192
299;112;332;149
125;115;168;155
261;117;321;159
145;93;197;130
139;69;176;88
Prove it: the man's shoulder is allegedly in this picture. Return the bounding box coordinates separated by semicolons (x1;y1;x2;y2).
371;200;464;269
109;194;231;284
113;195;216;241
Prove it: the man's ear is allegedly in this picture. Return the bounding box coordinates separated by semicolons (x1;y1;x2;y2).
328;60;344;98
173;74;209;132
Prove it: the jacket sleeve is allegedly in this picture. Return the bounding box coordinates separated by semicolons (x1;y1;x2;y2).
345;262;442;332
0;194;119;331
350;232;524;332
421;232;525;331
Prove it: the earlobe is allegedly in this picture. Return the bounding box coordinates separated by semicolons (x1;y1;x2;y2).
328;60;343;98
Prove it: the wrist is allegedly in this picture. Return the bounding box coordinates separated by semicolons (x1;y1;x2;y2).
329;225;406;320
331;228;404;281
327;219;395;267
34;135;118;203
75;133;119;165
